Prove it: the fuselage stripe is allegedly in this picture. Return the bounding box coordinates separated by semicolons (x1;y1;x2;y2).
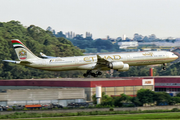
37;64;88;68
123;57;176;63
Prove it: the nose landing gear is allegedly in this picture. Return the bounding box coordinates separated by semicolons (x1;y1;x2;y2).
83;70;102;77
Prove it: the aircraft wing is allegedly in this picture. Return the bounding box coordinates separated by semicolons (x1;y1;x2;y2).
20;61;32;64
97;55;109;65
94;55;112;70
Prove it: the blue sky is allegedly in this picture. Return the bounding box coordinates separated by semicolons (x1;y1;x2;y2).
0;0;180;39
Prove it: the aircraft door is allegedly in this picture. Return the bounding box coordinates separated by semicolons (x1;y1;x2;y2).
39;59;49;66
165;52;169;58
120;54;127;61
127;55;132;61
74;58;79;64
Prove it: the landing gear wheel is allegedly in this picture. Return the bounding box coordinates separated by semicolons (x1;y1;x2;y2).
84;70;101;77
91;73;95;77
96;71;102;75
83;73;88;77
90;73;98;77
94;74;98;77
163;67;166;70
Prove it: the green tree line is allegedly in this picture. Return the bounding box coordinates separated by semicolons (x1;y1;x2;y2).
92;89;180;107
68;38;120;53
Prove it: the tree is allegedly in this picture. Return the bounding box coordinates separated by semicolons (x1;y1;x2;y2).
113;96;122;107
46;26;55;34
101;92;113;106
172;97;180;104
55;31;66;38
133;33;143;41
131;97;142;106
154;92;173;105
73;34;84;40
119;93;132;103
137;89;155;106
143;36;150;42
92;92;113;105
176;93;180;97
149;34;156;41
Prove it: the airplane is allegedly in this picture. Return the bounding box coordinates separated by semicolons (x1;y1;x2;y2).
3;39;178;77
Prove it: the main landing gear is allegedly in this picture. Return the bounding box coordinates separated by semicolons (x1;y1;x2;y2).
83;70;102;77
162;63;166;70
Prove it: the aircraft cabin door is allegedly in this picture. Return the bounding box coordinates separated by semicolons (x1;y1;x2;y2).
74;58;79;64
165;52;169;58
127;55;132;61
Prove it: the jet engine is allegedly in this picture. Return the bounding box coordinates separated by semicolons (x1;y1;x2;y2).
118;64;129;71
108;62;124;69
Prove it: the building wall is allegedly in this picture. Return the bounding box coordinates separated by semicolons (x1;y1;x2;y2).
0;88;86;106
155;77;180;96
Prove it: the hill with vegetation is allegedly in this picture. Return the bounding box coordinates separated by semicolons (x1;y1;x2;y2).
0;21;84;79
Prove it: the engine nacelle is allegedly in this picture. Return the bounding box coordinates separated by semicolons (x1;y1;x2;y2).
108;62;124;69
118;64;129;71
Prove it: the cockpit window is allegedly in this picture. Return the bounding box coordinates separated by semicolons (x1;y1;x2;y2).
172;54;175;56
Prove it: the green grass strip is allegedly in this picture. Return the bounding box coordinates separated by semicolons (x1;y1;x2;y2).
11;112;180;120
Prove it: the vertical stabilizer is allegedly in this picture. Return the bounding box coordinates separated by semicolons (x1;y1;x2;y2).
11;39;40;61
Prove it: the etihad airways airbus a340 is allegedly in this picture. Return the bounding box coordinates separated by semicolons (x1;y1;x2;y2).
3;39;178;77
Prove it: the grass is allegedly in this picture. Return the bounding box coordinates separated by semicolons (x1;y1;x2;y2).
12;112;180;120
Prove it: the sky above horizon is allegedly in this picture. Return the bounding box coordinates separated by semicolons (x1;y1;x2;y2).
0;0;180;39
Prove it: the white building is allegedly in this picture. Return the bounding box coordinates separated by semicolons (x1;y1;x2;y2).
122;34;126;40
0;88;86;106
118;41;138;49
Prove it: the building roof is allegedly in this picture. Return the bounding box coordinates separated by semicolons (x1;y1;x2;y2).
0;77;144;87
2;76;180;88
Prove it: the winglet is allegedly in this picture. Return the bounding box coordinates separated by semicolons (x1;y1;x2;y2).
40;52;58;59
40;52;48;58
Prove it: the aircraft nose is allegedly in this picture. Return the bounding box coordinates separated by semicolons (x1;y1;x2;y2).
175;54;179;59
172;52;179;59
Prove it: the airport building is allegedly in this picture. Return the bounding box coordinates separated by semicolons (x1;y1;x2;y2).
0;78;154;106
154;76;180;96
1;76;180;106
118;41;138;49
0;88;86;106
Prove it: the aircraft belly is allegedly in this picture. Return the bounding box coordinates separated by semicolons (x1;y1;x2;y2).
77;63;96;70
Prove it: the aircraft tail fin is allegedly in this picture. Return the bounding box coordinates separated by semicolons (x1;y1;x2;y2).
11;39;40;61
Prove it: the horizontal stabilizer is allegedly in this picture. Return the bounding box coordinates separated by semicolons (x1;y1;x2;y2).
3;60;20;64
3;60;32;64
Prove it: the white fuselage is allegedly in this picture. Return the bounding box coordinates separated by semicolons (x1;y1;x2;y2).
24;51;178;71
